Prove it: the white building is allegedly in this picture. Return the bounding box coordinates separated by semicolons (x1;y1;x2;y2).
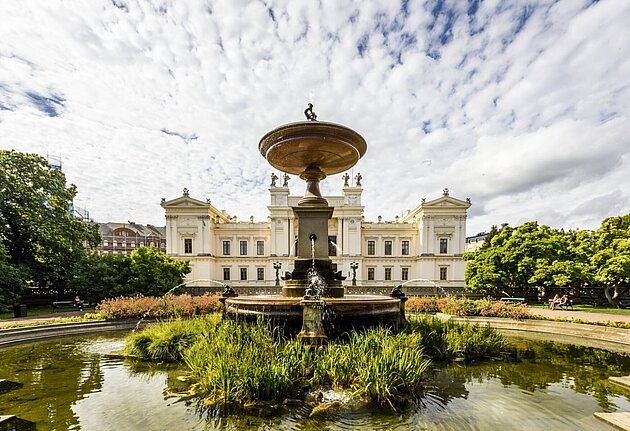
161;183;471;288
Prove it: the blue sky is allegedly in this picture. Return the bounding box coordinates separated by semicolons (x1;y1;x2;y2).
1;0;629;235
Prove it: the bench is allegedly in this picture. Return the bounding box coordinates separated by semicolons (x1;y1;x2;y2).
52;301;83;312
500;297;526;304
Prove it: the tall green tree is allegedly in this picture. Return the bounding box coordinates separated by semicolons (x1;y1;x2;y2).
0;150;100;308
591;215;630;308
127;247;191;297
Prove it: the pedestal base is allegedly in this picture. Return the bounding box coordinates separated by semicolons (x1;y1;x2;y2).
298;299;328;346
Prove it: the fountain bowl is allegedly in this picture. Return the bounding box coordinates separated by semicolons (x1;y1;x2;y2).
224;294;405;338
259;121;367;177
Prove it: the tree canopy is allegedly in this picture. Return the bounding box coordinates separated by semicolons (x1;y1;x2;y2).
464;214;630;307
0;150;100;310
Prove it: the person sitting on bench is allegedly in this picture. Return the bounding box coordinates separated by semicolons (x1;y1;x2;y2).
73;296;84;311
550;294;561;310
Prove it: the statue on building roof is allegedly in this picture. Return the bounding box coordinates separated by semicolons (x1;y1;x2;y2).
443;188;449;196
355;172;362;187
282;173;290;187
342;173;350;187
206;198;211;204
466;197;471;203
183;188;190;197
270;172;278;187
160;197;166;203
304;103;317;121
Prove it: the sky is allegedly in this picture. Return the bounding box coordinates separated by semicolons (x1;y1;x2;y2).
1;0;629;235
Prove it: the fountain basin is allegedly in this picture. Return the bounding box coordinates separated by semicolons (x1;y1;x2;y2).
259;121;367;177
224;294;404;338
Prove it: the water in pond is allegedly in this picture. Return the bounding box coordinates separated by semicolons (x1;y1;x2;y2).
1;332;629;430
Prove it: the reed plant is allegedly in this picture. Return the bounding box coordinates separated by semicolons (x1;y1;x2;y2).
125;314;505;410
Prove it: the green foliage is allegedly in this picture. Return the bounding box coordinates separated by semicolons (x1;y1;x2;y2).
70;247;191;302
125;315;505;410
465;214;630;307
0;150;100;309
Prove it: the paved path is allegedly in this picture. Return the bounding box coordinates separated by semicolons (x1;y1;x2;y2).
527;307;630;324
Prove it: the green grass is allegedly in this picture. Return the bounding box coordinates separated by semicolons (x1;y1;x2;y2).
0;305;95;320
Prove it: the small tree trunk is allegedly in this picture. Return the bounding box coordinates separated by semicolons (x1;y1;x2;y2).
603;285;623;308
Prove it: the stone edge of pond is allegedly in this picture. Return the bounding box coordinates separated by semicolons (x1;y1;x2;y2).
435;313;630;354
0;319;153;349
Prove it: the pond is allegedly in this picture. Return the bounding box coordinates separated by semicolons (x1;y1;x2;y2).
1;332;629;430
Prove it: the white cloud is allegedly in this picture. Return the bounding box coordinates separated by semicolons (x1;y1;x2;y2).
1;0;629;235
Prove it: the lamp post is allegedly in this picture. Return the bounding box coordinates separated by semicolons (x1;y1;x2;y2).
350;261;359;286
273;261;282;286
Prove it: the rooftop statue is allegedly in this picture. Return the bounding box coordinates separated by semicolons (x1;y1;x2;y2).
342;173;350;187
283;173;290;187
270;172;278;187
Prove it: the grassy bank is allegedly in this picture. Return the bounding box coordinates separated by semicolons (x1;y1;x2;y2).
125;314;505;411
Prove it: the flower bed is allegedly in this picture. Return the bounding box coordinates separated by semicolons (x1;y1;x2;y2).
95;294;221;320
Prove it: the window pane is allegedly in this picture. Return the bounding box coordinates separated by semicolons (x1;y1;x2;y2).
223;241;231;255
223;268;230;280
184;238;192;254
384;267;391;280
240;268;247;280
440;238;448;254
367;267;375;280
328;236;337;256
384;241;392;255
257;267;264;280
240;240;247;255
401;240;409;255
401;267;409;281
257;241;264;255
367;241;375;255
440;267;447;280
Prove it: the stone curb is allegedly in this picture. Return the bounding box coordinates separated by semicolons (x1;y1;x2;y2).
0;319;150;349
434;313;630;353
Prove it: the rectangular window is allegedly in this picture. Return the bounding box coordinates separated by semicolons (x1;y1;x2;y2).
367;240;375;255
384;240;392;255
257;241;264;255
240;267;247;281
439;238;448;254
257;267;264;281
384;267;392;281
131;242;135;248
367;267;375;281
223;268;231;281
103;240;108;246
223;241;231;255
401;267;409;281
113;240;118;247
401;240;409;255
440;267;448;281
328;236;337;256
240;240;247;256
184;238;193;254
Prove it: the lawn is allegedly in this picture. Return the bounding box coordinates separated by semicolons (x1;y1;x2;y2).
0;305;94;320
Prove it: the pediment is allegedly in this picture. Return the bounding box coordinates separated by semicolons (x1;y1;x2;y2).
422;195;470;208
161;196;210;208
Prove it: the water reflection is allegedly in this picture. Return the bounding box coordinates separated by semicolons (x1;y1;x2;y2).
0;333;629;431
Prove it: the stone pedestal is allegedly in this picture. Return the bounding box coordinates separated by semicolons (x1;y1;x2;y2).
298;299;328;346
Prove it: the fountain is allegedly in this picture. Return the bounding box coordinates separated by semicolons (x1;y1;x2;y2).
223;106;407;343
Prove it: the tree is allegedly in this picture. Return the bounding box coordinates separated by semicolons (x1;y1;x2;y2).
0;150;100;308
127;247;191;297
591;215;630;308
69;252;131;304
70;247;191;302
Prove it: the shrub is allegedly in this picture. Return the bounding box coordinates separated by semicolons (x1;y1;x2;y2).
95;294;221;320
406;297;530;320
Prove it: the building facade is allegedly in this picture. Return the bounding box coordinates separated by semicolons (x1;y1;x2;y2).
161;183;471;288
93;222;166;256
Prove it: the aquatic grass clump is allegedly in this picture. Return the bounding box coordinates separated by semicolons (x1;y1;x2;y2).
125;314;221;362
409;315;505;360
125;314;505;410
